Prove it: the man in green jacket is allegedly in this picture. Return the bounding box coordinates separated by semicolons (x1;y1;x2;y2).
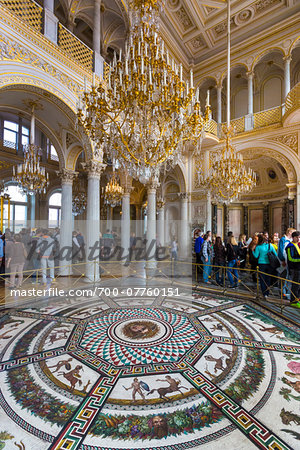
286;231;300;308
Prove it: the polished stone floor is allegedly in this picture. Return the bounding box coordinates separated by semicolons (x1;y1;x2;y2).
0;289;299;449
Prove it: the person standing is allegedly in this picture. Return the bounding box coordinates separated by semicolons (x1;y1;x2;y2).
194;231;204;280
213;236;226;285
8;234;27;288
285;231;300;308
226;236;239;288
278;227;296;300
252;234;277;299
248;234;259;283
201;232;213;284
171;237;178;261
38;229;56;285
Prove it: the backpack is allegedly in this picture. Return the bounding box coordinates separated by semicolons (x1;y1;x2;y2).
267;244;280;269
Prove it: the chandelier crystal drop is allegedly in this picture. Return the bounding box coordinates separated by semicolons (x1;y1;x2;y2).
104;173;124;208
12;144;49;195
77;0;211;184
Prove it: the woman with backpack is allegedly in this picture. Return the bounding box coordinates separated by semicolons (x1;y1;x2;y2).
252;234;278;299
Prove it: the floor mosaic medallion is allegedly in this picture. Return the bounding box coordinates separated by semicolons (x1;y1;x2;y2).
0;292;299;449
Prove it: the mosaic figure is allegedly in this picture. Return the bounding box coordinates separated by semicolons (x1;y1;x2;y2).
57;364;83;391
150;415;168;439
47;357;73;373
148;376;189;401
122;321;159;340
204;355;225;373
124;378;148;402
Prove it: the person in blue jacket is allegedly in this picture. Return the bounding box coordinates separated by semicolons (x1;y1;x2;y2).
194;231;204;280
286;231;300;308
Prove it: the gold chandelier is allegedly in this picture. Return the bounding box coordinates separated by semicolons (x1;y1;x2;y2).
198;126;256;204
197;0;256;204
13;144;49;195
104;173;124;207
12;105;49;195
77;0;211;183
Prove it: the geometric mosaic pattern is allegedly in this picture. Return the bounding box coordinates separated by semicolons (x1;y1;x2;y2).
80;308;202;366
0;292;299;450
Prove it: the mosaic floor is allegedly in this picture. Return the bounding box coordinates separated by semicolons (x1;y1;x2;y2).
0;291;299;449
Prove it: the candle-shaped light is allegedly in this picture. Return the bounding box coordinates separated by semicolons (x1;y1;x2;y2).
180;64;183;82
190;69;193;89
125;58;129;75
119;48;122;61
206;89;210;107
84;76;87;92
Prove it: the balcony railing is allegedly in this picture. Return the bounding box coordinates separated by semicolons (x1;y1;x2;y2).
253;106;282;129
1;0;42;33
57;23;93;72
284;82;300;117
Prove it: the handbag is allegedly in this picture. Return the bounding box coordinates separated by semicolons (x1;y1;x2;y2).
267;244;280;269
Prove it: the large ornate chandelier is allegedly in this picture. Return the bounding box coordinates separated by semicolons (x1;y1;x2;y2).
104;173;124;207
77;0;211;183
197;0;255;204
72;189;87;216
12;106;49;195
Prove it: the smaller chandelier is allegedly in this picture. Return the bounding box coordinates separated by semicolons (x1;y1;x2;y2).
104;173;124;208
198;126;256;204
72;191;87;216
13;144;49;195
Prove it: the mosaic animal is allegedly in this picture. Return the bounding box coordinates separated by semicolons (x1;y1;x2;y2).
210;323;224;332
280;408;300;425
204;355;225;373
282;377;300;394
148;376;189;401
253;322;284;336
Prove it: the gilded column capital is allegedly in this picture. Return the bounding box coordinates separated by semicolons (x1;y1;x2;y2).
147;178;160;192
57;169;78;185
246;71;254;79
81;161;106;179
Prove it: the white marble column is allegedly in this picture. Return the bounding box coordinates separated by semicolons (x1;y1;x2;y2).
247;71;254;115
121;190;131;263
157;203;165;247
146;181;158;269
44;0;58;43
179;193;189;259
58;169;77;275
217;84;222;124
284;56;292;99
206;192;212;232
82;161;106;282
93;0;104;76
30;194;35;228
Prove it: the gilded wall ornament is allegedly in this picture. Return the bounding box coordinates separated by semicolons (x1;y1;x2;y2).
0;34;81;96
271;133;298;153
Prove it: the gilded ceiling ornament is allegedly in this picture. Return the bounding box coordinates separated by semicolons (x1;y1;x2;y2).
255;0;281;13
175;6;193;31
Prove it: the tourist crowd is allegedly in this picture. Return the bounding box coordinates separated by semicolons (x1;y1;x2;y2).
194;227;300;308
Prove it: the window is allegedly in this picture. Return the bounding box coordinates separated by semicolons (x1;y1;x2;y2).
50;144;58;160
3;184;28;232
2;121;30;149
48;191;61;228
22;126;30;146
3;121;18;148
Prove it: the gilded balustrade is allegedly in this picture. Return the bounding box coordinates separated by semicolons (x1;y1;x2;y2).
253;106;282;129
58;23;93;72
230;116;245;134
284;82;300;117
1;0;42;33
204;119;218;136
